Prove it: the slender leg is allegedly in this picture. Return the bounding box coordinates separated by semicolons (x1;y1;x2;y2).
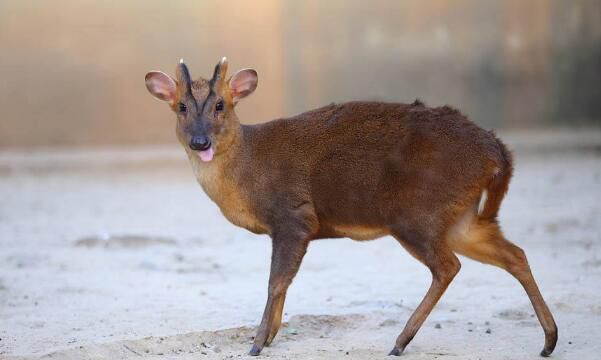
451;222;558;356
249;235;309;356
389;230;461;356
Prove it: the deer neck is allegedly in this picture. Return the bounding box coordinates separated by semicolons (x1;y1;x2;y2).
186;123;244;205
186;124;266;233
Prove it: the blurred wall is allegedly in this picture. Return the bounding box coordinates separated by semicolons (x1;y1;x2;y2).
0;0;600;148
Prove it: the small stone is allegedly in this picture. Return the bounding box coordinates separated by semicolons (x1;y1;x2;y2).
435;323;442;329
468;329;473;332
379;319;399;327
346;351;350;355
287;328;298;335
568;341;572;345
485;328;492;334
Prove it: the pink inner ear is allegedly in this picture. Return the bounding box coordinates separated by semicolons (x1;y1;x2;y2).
230;78;251;97
231;86;247;98
146;72;176;102
229;70;257;101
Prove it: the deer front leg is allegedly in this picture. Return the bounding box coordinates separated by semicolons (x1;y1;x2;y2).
249;232;310;356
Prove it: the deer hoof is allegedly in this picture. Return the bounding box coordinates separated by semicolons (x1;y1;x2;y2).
249;345;262;356
388;347;403;356
540;348;552;357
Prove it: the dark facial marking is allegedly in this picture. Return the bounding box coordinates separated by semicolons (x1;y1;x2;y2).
208;61;222;90
176;62;193;95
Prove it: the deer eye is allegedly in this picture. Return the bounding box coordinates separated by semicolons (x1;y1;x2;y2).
215;100;224;112
178;102;187;113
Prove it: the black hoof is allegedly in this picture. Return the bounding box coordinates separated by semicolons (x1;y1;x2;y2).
541;327;558;357
249;345;262;356
388;347;403;356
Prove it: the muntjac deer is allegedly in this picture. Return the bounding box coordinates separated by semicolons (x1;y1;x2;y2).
145;58;557;357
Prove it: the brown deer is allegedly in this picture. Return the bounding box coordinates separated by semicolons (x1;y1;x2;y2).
145;58;557;357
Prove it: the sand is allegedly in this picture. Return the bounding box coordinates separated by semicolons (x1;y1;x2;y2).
1;130;600;359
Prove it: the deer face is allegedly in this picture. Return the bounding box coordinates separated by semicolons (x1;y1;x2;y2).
145;58;257;162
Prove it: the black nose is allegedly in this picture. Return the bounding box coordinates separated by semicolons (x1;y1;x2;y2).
189;135;211;151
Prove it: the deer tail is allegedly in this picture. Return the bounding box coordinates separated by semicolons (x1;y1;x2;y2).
479;135;514;221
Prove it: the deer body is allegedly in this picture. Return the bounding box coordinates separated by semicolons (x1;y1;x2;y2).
187;101;504;241
145;58;557;357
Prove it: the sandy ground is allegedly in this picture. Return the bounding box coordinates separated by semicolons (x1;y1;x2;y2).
1;130;600;360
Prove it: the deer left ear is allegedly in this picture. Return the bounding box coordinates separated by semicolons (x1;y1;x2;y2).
228;69;258;104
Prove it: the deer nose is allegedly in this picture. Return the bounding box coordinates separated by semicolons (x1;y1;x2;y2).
189;135;211;151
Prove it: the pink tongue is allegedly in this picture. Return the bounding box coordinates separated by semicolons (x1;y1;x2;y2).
198;147;214;162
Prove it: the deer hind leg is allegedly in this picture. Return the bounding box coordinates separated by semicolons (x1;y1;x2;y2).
448;218;558;357
389;227;461;356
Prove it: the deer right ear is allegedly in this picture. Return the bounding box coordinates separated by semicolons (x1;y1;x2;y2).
145;71;177;105
228;69;258;104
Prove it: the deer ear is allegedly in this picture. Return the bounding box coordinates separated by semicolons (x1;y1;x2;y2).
145;71;176;105
228;69;258;103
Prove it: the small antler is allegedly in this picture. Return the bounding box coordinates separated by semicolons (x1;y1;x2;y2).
176;59;193;94
209;57;229;89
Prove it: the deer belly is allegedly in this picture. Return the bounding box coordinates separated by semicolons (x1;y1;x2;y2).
328;224;388;241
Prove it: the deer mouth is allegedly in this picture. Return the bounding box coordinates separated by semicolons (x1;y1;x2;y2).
197;145;214;162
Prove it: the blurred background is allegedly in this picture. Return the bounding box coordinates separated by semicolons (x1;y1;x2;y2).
0;0;600;148
2;2;601;359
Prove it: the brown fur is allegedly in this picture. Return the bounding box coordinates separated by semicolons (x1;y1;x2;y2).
145;60;557;357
